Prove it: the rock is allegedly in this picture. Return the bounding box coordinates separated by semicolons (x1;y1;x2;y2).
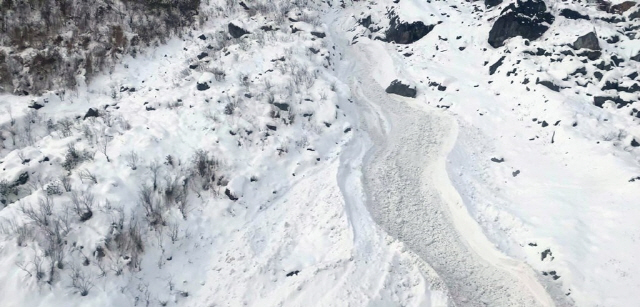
559;8;590;20
197;52;209;60
485;0;503;9
491;157;505;163
225;188;238;201
310;31;326;38
273;103;289;111
489;56;506;75
15;172;29;186
573;32;600;58
628;71;639;80
385;13;435;44
488;0;555;48
198;34;206;40
611;1;638;13
385;80;417;98
29;102;45;110
229;22;250;38
630;8;640;20
594;96;631;108
84;108;100;119
632;52;640;62
631;139;640;147
536;79;560;92
196;82;210;91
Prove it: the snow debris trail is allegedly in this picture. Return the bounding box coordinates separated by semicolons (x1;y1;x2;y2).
330;23;557;305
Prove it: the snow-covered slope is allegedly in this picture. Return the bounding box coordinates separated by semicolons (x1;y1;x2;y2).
342;0;640;306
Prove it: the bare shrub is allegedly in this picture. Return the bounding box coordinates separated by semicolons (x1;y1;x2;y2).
113;216;144;270
62;144;93;171
139;184;164;226
57;119;74;138
126;151;139;170
60;176;72;192
69;191;94;222
79;169;98;184
69;264;94;296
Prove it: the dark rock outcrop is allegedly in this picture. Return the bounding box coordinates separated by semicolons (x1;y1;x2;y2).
196;82;210;91
594;96;632;108
488;0;555;48
489;56;506;75
385;80;417;98
559;8;590;20
84;108;100;119
573;32;601;60
486;0;503;9
385;13;435;44
229;22;250;38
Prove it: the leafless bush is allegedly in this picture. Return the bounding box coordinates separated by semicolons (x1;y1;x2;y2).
57;119;74;138
19;200;51;228
113;216;144;270
60;176;72;192
46;180;63;195
0;218;33;246
62;144;93;171
79;169;98;184
191;149;219;191
148;160;162;191
126;151;139;170
69;264;94;296
139;184;165;226
98;133;112;162
167;223;180;243
69;191;94;222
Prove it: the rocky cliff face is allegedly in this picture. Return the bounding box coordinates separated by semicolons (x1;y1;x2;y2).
0;0;200;95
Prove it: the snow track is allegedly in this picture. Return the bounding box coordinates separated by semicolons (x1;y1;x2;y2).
337;41;555;306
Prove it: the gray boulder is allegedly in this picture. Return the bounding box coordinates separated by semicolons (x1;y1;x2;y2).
385;80;417;98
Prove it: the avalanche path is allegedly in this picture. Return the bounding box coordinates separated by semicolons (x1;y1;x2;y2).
332;21;556;306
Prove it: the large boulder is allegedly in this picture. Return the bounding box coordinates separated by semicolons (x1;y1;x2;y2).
488;0;555;48
573;32;601;60
559;8;590;20
385;80;417;98
486;0;503;9
385;13;435;44
229;22;250;38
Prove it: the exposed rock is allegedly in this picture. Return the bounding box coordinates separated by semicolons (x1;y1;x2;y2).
310;31;326;38
573;32;601;56
225;188;238;201
560;8;590;20
611;1;638;13
385;13;435;44
84;108;100;119
196;82;210;91
273;103;290;111
15;172;29;186
594;96;632;108
229;22;250;38
486;0;503;9
385;80;417;98
489;56;506;75
488;0;555;48
631;138;640;147
536;79;560;92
